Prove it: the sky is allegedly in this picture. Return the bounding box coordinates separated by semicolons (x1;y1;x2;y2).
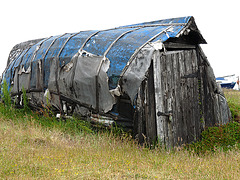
0;0;239;79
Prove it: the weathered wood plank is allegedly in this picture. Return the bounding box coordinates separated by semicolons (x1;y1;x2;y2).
179;51;188;143
145;63;157;143
172;52;182;146
198;60;206;131
166;53;173;148
190;50;196;142
184;50;193;142
153;51;165;144
134;88;142;142
164;42;196;49
161;54;167;146
191;50;200;141
170;53;175;147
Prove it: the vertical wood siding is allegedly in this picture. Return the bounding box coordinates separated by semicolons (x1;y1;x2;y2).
134;46;231;147
154;49;201;147
135;48;230;147
134;63;157;143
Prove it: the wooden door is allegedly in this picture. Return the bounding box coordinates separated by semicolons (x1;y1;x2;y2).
153;49;201;147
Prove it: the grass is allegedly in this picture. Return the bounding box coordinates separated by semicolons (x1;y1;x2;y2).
224;89;240;122
1;87;240;179
185;121;240;154
1;114;240;179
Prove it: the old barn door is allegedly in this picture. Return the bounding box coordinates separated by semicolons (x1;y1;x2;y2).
153;49;201;148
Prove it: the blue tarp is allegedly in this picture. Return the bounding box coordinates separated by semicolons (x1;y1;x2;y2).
3;16;205;90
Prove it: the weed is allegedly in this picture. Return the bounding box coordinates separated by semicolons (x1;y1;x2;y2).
59;115;93;135
185;122;240;154
1;79;12;107
22;86;31;113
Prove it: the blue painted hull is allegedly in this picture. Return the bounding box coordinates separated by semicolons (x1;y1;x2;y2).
3;16;206;91
220;82;236;89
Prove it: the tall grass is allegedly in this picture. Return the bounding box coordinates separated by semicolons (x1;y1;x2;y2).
1;85;240;178
1;112;240;179
1;79;11;108
224;89;240;121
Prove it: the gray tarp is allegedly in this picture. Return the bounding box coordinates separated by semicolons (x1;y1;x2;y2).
48;51;115;113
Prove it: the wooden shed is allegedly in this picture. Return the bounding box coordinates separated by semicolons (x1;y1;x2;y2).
2;16;231;147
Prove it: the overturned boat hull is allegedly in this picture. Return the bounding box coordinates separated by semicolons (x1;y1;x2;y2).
2;16;231;147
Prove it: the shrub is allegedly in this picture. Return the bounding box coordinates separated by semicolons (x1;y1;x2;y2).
186;122;240;154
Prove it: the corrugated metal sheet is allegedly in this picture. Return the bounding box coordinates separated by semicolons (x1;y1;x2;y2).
3;16;205;90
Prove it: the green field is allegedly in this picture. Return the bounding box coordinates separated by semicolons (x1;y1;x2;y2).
1;89;240;179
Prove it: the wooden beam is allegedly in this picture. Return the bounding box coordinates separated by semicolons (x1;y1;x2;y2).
164;42;196;49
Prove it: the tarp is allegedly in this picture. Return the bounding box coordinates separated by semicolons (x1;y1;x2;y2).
2;16;206;113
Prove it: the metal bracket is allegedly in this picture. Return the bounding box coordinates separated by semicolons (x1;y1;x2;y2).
157;111;173;122
157;110;172;117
